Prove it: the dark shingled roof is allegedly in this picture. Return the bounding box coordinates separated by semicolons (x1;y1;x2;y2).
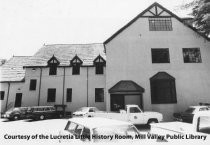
109;80;145;94
0;56;31;82
25;43;106;67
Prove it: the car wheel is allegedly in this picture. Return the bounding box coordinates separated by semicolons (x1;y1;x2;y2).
13;115;20;121
39;115;45;120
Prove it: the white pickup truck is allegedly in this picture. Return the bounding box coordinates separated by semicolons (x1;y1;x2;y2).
88;105;163;125
150;111;210;143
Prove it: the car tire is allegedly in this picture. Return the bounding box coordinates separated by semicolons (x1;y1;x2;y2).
39;115;45;120
13;115;20;121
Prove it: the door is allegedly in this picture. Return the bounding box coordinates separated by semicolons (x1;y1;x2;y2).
128;106;144;124
15;93;22;107
110;94;125;111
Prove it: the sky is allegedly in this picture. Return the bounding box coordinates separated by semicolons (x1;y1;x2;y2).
0;0;193;60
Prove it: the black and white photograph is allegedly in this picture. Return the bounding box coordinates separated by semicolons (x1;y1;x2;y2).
0;0;210;145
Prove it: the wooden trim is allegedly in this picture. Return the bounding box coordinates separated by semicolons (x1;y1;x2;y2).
5;82;10;111
155;5;158;16
62;67;66;105
148;10;156;16
37;67;42;106
87;67;89;107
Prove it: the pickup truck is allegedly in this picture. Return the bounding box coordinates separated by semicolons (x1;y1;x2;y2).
88;105;163;125
150;111;210;143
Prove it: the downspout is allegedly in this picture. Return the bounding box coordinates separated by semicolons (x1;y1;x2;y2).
37;67;42;106
62;67;65;105
87;67;89;107
5;82;10;111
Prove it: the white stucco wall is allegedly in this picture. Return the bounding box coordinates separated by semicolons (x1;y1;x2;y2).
24;66;106;113
0;82;25;113
105;17;210;121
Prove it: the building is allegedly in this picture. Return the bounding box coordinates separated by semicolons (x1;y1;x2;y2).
1;2;210;120
104;2;210;120
0;44;106;113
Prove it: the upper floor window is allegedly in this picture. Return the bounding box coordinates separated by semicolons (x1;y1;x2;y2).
150;72;177;104
0;91;5;100
149;17;172;31
151;48;170;63
29;79;37;90
49;66;57;75
70;55;83;75
95;88;104;102
47;55;60;75
66;88;72;102
93;55;106;75
47;88;56;102
183;48;202;63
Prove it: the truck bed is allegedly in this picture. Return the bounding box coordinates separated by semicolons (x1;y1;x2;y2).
92;112;129;122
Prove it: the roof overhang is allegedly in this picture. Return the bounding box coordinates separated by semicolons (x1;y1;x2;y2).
109;80;145;94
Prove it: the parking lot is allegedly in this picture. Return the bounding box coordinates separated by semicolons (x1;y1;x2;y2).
0;118;150;144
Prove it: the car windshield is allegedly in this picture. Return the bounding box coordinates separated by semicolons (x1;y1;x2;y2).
76;107;89;112
93;125;139;142
185;108;195;114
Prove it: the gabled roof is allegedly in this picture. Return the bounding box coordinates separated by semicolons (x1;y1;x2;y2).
150;72;175;80
0;56;31;82
109;80;145;94
47;55;60;65
70;55;83;65
93;55;106;64
104;2;209;44
24;43;106;67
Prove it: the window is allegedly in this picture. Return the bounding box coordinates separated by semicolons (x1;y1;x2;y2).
71;55;83;75
151;48;170;63
130;107;141;113
0;91;5;100
95;88;104;102
48;55;60;75
49;65;57;75
183;48;202;63
29;79;37;90
66;88;72;102
150;72;177;104
95;64;104;74
149;18;172;31
72;64;80;75
47;88;56;102
94;55;105;75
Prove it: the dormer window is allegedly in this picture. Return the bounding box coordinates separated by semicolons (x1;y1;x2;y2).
70;55;83;75
47;55;60;75
93;55;106;75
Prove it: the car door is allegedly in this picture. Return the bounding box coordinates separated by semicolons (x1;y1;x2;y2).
128;107;144;124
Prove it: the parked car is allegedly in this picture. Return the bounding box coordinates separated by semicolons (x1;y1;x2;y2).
89;104;163;125
2;107;29;120
173;105;210;123
150;111;210;143
26;106;63;120
72;107;101;117
59;117;141;143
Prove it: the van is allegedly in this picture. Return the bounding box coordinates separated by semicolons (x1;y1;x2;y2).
26;106;63;120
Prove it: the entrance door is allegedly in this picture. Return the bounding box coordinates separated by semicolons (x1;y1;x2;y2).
110;94;125;111
15;93;22;107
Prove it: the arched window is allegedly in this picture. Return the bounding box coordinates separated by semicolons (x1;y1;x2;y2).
70;55;83;75
150;72;177;104
47;55;60;75
93;55;106;75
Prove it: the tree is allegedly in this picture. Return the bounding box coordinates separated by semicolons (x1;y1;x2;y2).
181;0;210;37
